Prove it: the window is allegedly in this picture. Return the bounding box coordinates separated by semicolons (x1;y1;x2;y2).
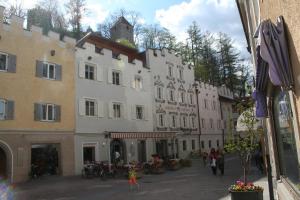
83;145;95;164
171;115;176;127
182;140;187;151
136;106;144;120
113;103;121;118
217;140;219;147
273;90;300;192
217;120;221;129
182;116;187;128
112;71;120;85
168;66;173;77
201;118;205;128
85;64;95;80
85;100;96;116
0;99;5;120
0;53;7;71
210;119;213;129
204;99;208;109
169;90;175;101
213;101;216;110
158;114;164;127
157;87;163;100
191;116;195;128
191;140;195;150
208;140;211;148
180;92;185;103
190;94;194;104
179;69;183;80
42;104;55;121
134;76;142;89
201;141;205;149
42;62;56;79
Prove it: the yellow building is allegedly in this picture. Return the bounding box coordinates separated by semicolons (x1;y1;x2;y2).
0;6;76;182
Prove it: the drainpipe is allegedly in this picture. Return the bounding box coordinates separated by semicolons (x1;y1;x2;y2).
219;99;225;147
193;82;202;154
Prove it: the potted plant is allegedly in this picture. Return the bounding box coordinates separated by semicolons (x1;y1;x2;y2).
224;102;264;200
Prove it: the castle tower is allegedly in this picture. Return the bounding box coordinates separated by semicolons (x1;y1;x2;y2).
110;16;134;44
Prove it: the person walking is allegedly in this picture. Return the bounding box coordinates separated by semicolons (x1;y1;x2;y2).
217;149;225;175
202;151;208;167
128;166;139;191
209;148;217;175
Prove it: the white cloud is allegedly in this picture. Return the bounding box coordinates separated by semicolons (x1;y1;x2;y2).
82;3;109;30
155;0;250;59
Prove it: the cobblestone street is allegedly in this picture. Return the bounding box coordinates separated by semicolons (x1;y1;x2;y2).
13;156;269;200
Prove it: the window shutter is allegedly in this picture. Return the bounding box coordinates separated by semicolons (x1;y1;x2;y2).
144;106;149;121
108;102;113;118
121;103;126;119
36;60;44;78
34;103;42;121
131;105;136;120
55;64;62;81
107;69;112;84
96;65;103;82
97;100;104;117
78;99;85;116
78;61;85;78
7;54;16;73
54;105;61;122
5;100;14;120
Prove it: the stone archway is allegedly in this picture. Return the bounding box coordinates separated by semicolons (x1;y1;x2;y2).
0;141;13;182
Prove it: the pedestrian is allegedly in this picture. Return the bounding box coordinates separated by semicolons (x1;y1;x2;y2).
209;148;217;175
114;151;120;167
128;166;139;191
202;151;208;167
217;149;225;175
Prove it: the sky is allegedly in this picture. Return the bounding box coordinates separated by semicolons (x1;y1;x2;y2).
2;0;250;59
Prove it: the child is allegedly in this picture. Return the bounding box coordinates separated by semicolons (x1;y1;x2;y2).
128;167;139;191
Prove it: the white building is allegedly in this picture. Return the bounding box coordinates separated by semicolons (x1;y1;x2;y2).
145;49;199;159
196;82;223;153
74;33;154;174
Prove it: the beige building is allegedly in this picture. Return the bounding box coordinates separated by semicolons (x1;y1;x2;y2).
0;7;76;183
237;0;300;199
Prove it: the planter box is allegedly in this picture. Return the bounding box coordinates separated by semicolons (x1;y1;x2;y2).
230;191;263;200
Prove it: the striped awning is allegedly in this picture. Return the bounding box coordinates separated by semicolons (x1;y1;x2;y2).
109;132;177;139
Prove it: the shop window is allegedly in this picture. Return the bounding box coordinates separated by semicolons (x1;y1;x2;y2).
273;90;300;192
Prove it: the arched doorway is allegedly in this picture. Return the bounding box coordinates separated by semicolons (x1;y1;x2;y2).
110;139;126;164
0;141;13;182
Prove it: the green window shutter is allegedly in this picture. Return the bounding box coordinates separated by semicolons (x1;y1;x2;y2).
5;100;14;120
55;105;61;122
34;103;42;121
7;54;16;73
36;60;44;78
55;64;62;81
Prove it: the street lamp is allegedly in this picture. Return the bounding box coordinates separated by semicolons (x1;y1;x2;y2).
193;82;202;155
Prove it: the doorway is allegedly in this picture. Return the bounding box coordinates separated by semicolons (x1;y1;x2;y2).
31;144;60;176
110;139;126;164
0;147;7;179
156;140;168;159
83;146;95;164
138;140;146;163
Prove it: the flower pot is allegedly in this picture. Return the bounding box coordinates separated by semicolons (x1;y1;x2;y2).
230;191;263;200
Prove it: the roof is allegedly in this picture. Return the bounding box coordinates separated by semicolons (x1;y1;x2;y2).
111;16;133;29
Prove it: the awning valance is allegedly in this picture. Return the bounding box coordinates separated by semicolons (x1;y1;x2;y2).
109;132;177;139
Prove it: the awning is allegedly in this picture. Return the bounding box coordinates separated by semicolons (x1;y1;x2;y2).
109;132;177;139
253;16;294;117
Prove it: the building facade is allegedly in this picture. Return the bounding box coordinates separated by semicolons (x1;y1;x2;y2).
218;85;236;143
146;49;199;159
0;7;76;182
236;0;300;199
196;82;223;153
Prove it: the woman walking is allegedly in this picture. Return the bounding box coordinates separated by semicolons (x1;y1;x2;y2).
209;148;218;175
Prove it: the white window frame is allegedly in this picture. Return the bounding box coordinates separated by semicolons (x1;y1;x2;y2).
41;104;55;121
112;71;121;85
85;64;95;80
113;103;121;119
180;92;185;103
191;116;195;128
169;89;175;102
158;114;164;127
171;115;176;128
189;94;194;104
183;116;187;128
85;99;96;117
42;62;56;80
136;105;144;120
0;52;8;71
0;99;5;120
